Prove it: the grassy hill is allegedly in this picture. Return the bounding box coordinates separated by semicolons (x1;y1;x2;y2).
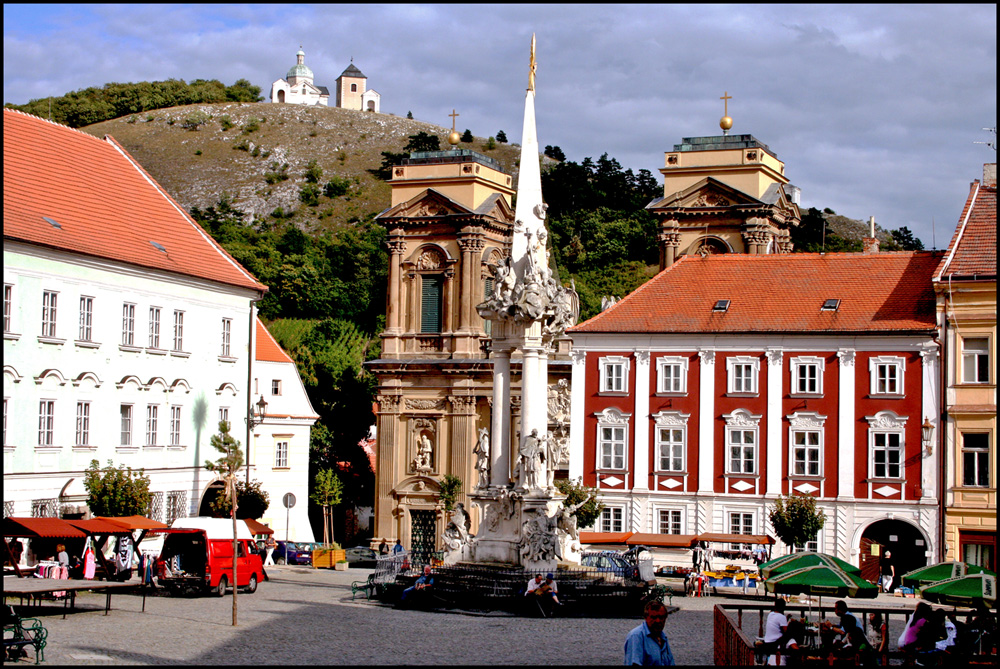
82;103;524;229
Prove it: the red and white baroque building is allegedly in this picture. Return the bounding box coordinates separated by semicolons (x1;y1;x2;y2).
567;252;945;572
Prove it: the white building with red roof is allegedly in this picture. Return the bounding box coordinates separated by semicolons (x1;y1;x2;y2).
3;109;267;527
250;318;318;543
567;250;945;575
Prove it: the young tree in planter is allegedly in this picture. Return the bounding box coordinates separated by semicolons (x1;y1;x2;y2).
311;469;343;547
204;420;244;626
83;459;152;517
768;493;826;554
438;474;463;512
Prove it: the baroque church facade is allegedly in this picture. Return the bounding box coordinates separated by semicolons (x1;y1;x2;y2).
367;146;572;563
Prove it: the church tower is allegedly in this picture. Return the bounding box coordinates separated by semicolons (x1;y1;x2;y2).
647;94;801;269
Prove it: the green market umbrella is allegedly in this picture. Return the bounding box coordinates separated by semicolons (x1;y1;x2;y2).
759;551;862;580
919;574;997;607
765;565;879;599
901;561;994;588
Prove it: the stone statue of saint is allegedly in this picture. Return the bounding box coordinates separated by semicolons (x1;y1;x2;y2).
545;432;559;489
519;429;544;490
473;427;489;488
413;434;433;472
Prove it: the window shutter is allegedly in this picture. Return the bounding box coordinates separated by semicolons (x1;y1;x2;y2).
421;275;443;333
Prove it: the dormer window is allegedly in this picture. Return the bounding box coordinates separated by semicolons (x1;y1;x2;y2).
713;300;730;312
821;299;840;311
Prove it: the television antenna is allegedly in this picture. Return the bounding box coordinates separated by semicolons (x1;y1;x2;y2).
974;127;996;151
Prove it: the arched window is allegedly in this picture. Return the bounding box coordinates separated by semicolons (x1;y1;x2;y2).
351;83;358;92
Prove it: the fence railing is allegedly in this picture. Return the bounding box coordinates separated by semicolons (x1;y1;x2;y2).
714;604;757;666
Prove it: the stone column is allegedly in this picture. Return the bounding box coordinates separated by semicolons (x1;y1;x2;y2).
457;233;485;334
520;344;548;488
386;234;405;332
658;220;680;270
442;268;455;334
490;349;511;487
374;395;400;541
449;395;476;508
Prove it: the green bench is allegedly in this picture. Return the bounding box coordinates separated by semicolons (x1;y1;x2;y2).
3;605;47;664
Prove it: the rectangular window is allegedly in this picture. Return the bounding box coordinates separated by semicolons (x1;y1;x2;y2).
121;302;136;346
79;296;94;341
120;405;133;447
872;432;903;478
729;512;754;550
962;433;990;487
220;318;232;357
962;337;990;384
146;405;158;446
657;357;688;394
656;427;685;472
599;426;626;469
600;356;630;393
271;379;282;396
599;507;624;533
727;356;760;394
41;291;58;337
169;406;181;446
166;491;187;524
38;400;55;446
791;357;823;395
219;407;229;428
792;430;821;476
870;356;905;395
3;284;12;333
728;429;756;474
148;307;161;348
658;509;682;535
275;441;289;468
172;310;184;351
75;402;90;446
420;275;443;333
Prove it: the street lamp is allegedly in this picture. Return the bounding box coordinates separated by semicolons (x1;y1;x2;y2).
921;417;934;456
246;395;268;483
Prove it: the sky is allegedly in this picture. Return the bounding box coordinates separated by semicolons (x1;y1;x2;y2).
4;3;996;247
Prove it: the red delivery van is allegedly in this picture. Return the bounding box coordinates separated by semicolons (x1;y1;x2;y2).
154;517;264;596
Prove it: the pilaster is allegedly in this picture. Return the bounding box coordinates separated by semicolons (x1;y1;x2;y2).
837;349;856;500
765;348;783;496
569;349;586;481
449;394;477;508
375;394;401;540
698;349;716;493
633;350;650;491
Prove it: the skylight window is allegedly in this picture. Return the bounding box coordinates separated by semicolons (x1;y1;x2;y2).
821;299;841;311
42;216;62;229
150;241;166;253
713;300;731;312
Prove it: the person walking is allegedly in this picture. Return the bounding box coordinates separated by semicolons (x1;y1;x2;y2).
264;535;276;566
624;599;675;665
878;549;895;593
392;539;405;555
378;539;389;555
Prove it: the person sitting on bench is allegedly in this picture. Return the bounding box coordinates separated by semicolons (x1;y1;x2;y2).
400;565;434;602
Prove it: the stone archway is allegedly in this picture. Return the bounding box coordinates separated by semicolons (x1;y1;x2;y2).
858;518;929;585
198;480;227;517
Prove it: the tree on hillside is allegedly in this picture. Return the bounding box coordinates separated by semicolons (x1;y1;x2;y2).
83;459;152;517
406;111;413;119
461;128;474;143
544;145;566;161
768;493;826;553
405;131;441;153
496;129;508;143
890;226;924;251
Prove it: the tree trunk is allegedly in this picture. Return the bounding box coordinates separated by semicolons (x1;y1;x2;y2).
232;487;238;626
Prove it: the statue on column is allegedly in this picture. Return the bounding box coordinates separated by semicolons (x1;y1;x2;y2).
473;427;490;489
518;429;545;490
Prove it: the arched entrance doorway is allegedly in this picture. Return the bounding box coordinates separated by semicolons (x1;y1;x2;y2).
859;519;929;586
277;89;285;103
198;480;226;517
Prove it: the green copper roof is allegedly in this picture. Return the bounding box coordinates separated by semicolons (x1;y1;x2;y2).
287;63;313;80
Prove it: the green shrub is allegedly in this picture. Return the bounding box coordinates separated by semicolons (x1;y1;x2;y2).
264;162;290;184
242;117;260;134
324;176;350;198
299;183;321;206
219;115;234;131
194;149;202;156
233;139;250;152
181;110;211;131
126;114;137;124
304;160;323;184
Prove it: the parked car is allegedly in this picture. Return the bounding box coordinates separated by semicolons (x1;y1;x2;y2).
155;517;264;596
345;546;377;568
580;550;641;580
273;541;312;566
654;565;692;578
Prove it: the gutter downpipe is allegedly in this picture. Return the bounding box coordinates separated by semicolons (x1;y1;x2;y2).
939;285;948;563
247;297;261;485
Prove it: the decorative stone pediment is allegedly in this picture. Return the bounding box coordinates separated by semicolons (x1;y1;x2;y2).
652;410;691;427
787;411;827;429
594;407;631;425
723;408;762;427
865;410;908;430
652;177;761;211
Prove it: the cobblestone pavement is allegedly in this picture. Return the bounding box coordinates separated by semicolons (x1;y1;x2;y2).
8;568;917;665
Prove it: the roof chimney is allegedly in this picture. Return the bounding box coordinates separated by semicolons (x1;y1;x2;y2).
984;163;996;187
862;215;880;254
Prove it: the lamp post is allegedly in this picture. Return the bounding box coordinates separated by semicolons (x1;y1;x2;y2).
246;395;268;484
921;417;934;456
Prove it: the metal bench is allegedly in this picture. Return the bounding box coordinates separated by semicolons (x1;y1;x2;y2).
351;574;378;600
3;605;47;664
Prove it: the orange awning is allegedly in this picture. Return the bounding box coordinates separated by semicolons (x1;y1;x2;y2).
579;531;634;545
95;515;168;531
626;533;698;548
65;518;132;535
244;518;274;535
3;517;87;538
694;532;774;545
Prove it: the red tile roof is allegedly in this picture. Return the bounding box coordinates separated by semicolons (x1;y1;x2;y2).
3;109;266;293
570;252;943;334
936;178;997;279
255;318;294;364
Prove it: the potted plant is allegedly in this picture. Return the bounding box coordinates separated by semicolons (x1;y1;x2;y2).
334;559;349;571
311;543;345;569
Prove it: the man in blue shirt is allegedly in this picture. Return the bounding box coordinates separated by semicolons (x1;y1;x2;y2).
624;600;675;665
392;539;405;554
400;565;434;603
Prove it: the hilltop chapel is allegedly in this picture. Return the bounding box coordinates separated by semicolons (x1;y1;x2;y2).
270;47;380;112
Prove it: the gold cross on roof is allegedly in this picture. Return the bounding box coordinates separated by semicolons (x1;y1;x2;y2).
449;109;459;132
720;91;732;116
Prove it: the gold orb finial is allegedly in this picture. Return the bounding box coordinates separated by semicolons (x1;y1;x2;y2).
720;116;733;131
448;131;461;145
